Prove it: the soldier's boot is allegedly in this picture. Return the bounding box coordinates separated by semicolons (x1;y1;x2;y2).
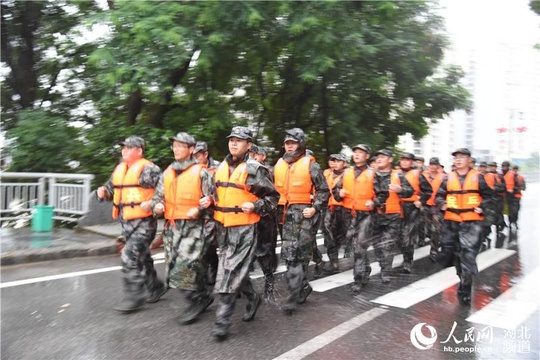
380;268;391;284
114;279;145;313
458;276;472;305
179;292;214;325
297;283;313;304
242;292;261;322
313;260;325;278
351;267;372;294
211;293;236;341
402;259;413;274
282;292;299;315
146;282;168;304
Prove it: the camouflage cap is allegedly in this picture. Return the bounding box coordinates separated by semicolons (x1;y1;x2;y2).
400;152;415;160
253;146;267;155
479;161;488;167
501;161;510;167
194;141;208;154
352;144;371;154
368;155;377;164
118;136;146;151
375;149;393;158
227;126;253;141
284;128;306;143
488;161;497;167
415;155;425;162
169;132;196;146
429;157;440;165
329;153;348;162
250;144;260;153
451;148;471;157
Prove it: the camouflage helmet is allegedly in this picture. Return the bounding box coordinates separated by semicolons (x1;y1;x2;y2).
169;132;196;146
119;136;146;151
284;128;306;147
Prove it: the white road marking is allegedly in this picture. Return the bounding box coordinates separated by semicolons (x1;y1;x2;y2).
272;307;388;360
311;245;431;292
466;267;539;330
0;260;165;288
371;248;516;309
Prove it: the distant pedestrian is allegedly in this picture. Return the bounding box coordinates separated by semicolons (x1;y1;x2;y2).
97;136;166;313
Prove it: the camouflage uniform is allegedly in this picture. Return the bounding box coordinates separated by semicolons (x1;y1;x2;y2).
279;158;329;311
333;163;375;291
435;149;495;304
399;165;432;273
100;158;164;310
371;157;414;282
423;167;446;259
152;157;216;321
212;151;279;338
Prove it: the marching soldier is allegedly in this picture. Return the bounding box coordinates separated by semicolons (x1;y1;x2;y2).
274;128;329;314
152;132;215;325
398;153;432;273
97;136;166;313
209;126;279;340
483;162;507;245
422;157;446;260
436;148;495;304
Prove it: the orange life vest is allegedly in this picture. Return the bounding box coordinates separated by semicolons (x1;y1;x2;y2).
214;161;260;227
423;171;445;206
401;169;420;202
163;164;203;220
504;170;515;193
515;174;525;198
342;167;375;211
111;158;154;220
274;156;313;206
382;170;402;215
324;169;344;207
444;170;483;222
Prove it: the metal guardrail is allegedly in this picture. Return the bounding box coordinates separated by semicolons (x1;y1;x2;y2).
0;172;94;223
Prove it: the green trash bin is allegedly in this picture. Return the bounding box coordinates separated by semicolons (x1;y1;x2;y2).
32;205;54;232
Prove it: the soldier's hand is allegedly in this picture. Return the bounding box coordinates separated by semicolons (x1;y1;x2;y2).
474;207;483;214
154;203;165;215
414;200;422;208
199;196;212;208
97;186;107;199
339;189;347;198
187;207;200;219
441;204;447;211
303;207;316;218
365;200;374;209
140;200;152;211
389;184;402;193
241;202;255;213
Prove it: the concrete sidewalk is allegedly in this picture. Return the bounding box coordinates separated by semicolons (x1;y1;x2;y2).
0;221;165;266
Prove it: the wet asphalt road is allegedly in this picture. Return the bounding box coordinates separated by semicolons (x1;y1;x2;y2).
1;185;538;360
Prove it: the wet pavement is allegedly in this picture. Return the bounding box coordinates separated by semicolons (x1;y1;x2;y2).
0;184;538;360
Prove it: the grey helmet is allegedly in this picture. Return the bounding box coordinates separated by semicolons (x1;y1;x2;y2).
169;132;196;147
284;128;306;149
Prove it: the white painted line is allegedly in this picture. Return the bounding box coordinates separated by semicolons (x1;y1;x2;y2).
466;267;539;330
311;245;431;292
371;248;516;309
0;260;165;289
272;307;388;360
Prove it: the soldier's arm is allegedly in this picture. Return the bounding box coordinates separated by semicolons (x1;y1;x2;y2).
140;163;162;189
373;175;389;209
151;173;166;217
478;174;495;212
435;178;448;208
246;162;279;217
198;168;216;219
310;161;330;211
398;173;414;199
97;176;114;202
332;175;345;202
419;173;433;205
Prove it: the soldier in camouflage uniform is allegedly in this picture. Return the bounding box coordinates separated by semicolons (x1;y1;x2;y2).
97;136;166;313
152;133;215;325
251;145;279;298
274;128;329;314
209;126;279;341
423;157;446;260
371;149;413;283
398;153;432;273
333;144;376;293
193;141;220;287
